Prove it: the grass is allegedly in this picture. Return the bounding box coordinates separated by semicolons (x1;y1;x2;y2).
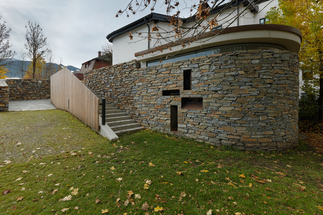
0;110;323;214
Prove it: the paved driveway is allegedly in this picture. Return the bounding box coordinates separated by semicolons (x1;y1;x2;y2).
9;99;56;111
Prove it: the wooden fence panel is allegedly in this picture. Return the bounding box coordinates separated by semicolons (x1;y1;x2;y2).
51;68;99;131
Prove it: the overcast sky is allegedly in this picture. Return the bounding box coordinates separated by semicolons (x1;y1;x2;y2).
0;0;198;68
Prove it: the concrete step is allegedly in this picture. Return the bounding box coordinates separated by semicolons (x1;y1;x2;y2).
100;109;123;114
107;119;136;127
114;126;145;135
105;115;131;122
110;123;142;132
105;112;127;117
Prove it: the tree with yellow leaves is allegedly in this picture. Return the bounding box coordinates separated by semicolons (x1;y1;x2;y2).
24;57;46;79
0;66;8;79
266;0;323;120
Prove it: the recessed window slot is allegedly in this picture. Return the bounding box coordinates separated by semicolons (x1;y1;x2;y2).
170;105;178;132
162;89;180;96
181;97;203;110
183;70;192;90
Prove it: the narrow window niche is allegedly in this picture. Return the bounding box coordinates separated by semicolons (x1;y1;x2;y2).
170;105;178;132
183;70;192;90
181;97;203;110
162;89;180;96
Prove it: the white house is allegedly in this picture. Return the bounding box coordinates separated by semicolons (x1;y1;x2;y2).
107;0;281;66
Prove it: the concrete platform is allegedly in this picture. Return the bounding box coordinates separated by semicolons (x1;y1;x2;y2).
9;99;56;111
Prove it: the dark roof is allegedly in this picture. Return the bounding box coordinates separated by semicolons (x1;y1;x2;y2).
106;0;270;42
82;54;112;65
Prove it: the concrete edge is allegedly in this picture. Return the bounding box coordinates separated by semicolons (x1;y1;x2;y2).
99;116;119;141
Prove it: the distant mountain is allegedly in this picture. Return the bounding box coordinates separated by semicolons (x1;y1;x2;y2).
1;59;80;78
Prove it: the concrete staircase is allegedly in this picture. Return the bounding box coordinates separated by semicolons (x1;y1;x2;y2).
99;101;144;136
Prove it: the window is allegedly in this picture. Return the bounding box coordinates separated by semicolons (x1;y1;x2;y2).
212;25;222;31
183;70;192;90
181;97;203;110
259;18;269;24
170;105;178;131
162;90;180;96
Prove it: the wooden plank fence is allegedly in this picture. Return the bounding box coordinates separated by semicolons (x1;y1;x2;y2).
51;68;99;131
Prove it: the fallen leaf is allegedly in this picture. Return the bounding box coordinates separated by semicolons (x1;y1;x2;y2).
74;206;79;210
154;206;164;212
2;189;10;195
127;190;133;197
145;179;152;185
176;171;183;175
61;208;69;212
149;162;155;167
22;170;28;174
102;209;109;213
200;170;209;172
135;194;141;199
110;166;115;170
17;196;24;201
88;152;93;155
52;189;58;194
207;209;212;215
117;177;123;182
317;206;323;211
142;202;149;211
116;198;121;203
124;199;129;206
12;205;17;211
60;195;72;201
180;191;186;198
71;188;79;196
96;198;101;204
239;174;246;179
15;177;22;181
144;183;149;189
235;213;242;215
228;182;237;188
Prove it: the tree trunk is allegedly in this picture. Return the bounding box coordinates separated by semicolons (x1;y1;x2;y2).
319;72;323;122
32;59;36;79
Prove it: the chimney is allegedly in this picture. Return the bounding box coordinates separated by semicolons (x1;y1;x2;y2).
98;51;101;57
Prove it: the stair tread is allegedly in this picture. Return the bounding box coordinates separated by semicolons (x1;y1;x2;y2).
114;127;145;134
110;123;141;129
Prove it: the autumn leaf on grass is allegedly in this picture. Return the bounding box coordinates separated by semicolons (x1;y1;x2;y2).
176;171;184;176
110;166;115;170
149;162;155;167
207;209;212;215
135;194;141;199
124;199;129;206
228;182;237;188
17;196;24;201
16;177;22;181
71;188;79;196
102;209;109;214
145;179;152;185
2;189;10;195
59;195;72;201
144;183;149;189
154;206;164;212
317;206;323;211
61;208;69;212
51;189;58;194
142;202;149;211
239;174;246;179
96;198;101;204
200;170;209;173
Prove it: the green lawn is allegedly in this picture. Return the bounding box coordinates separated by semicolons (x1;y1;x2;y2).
0;110;323;214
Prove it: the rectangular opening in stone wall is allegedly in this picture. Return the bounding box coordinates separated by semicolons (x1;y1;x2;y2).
170;105;178;132
183;70;192;90
181;97;203;110
162;89;180;96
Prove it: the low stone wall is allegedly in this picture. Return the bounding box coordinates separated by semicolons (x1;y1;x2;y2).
5;79;50;101
0;80;9;111
85;49;299;151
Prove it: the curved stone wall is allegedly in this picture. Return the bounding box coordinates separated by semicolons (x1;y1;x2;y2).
86;49;299;151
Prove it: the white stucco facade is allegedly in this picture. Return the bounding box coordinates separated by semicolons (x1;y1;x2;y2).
110;0;279;65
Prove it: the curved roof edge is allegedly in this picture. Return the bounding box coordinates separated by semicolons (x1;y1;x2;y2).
135;24;302;59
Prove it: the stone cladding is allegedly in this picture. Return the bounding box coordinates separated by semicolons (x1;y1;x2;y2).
5;79;50;101
85;49;299;151
0;80;9;111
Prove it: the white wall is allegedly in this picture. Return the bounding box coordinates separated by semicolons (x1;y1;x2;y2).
112;0;279;65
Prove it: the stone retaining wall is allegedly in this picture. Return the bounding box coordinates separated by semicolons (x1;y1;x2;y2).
0;80;9;111
5;79;50;101
85;49;299;151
